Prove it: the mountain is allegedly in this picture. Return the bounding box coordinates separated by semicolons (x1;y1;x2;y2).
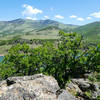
73;21;100;42
0;18;78;36
1;18;100;43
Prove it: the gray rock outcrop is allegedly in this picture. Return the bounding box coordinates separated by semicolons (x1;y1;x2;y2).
66;78;100;100
0;74;77;100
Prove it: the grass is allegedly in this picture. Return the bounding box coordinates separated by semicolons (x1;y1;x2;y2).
0;31;100;55
0;34;21;41
21;34;59;40
0;33;60;55
0;45;12;55
85;91;92;98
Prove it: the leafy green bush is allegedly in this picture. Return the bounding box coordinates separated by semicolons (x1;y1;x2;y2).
0;31;100;88
97;95;100;100
88;72;100;82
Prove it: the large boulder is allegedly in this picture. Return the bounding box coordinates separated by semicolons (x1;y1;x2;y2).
0;74;77;100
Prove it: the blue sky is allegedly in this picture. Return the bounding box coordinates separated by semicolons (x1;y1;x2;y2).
0;0;100;25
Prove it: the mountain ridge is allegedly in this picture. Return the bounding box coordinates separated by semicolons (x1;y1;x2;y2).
1;19;100;43
0;18;78;36
73;21;100;42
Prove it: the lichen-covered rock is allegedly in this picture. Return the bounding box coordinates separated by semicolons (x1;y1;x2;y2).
67;78;100;100
58;89;77;100
0;74;77;100
71;79;91;91
66;82;82;93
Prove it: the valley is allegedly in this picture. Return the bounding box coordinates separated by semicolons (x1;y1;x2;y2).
0;19;100;54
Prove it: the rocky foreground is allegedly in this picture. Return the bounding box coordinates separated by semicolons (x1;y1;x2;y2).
0;74;77;100
0;74;100;100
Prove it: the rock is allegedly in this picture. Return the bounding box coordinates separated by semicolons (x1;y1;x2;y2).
91;89;100;99
83;73;92;79
58;89;77;100
71;79;91;91
77;92;91;100
93;83;100;91
66;82;82;93
0;74;77;100
70;78;100;100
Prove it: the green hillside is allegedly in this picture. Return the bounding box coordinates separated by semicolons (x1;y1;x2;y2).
0;19;78;37
1;19;100;43
73;21;100;43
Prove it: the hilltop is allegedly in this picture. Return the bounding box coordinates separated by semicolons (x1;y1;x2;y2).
1;19;100;43
0;18;78;37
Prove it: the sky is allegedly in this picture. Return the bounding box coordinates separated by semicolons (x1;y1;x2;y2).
0;0;100;25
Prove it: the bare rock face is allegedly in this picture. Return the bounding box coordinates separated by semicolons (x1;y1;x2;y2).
0;74;77;100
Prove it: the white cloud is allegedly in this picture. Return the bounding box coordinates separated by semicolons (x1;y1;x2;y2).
86;17;92;20
50;7;54;11
26;17;37;20
77;17;85;21
44;16;49;19
55;15;64;19
22;4;27;8
22;4;43;16
70;15;77;18
70;14;85;22
90;11;100;18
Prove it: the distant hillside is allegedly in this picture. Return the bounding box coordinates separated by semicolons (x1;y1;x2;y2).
2;18;100;43
73;21;100;42
0;19;78;36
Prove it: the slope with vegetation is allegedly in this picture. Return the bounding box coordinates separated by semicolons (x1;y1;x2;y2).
0;19;78;36
73;21;100;43
0;19;79;54
1;19;100;44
